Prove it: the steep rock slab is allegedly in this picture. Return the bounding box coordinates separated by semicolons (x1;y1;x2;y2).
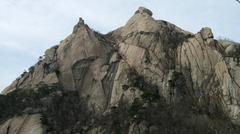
56;18;116;112
0;114;44;134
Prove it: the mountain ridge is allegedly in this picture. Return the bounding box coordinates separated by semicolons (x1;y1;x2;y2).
1;7;240;134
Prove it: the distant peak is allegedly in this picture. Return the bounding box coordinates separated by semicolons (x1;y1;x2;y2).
135;7;153;16
78;17;85;25
72;17;86;33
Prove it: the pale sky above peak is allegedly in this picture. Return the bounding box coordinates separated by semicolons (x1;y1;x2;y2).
0;0;239;91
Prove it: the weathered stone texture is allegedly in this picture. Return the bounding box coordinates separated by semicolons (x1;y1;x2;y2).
1;7;240;134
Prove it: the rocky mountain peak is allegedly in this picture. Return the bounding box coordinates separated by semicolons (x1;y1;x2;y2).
200;27;214;40
1;7;240;134
121;7;160;36
135;7;153;16
73;17;87;33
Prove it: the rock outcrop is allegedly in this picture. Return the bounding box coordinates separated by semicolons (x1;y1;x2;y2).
1;7;240;134
0;114;43;134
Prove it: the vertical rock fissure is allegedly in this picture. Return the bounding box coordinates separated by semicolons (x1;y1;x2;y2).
102;62;120;109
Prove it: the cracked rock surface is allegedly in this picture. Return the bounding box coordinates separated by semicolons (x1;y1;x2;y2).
1;7;240;134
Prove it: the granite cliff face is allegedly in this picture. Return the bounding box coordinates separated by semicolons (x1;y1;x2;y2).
1;7;240;134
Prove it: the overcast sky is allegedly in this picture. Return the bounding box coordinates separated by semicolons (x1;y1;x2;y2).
0;0;239;91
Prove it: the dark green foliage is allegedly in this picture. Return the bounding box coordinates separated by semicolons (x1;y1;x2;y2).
0;84;92;134
126;69;161;120
28;66;35;74
128;92;160;120
20;71;27;78
42;91;90;134
122;85;129;91
128;98;143;118
141;91;160;102
126;69;159;93
0;85;59;122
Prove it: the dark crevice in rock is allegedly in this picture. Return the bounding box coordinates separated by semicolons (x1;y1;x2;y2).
102;62;120;109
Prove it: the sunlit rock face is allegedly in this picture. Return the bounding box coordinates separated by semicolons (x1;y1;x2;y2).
1;7;240;134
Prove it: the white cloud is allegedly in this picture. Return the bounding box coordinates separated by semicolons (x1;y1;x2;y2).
0;0;240;91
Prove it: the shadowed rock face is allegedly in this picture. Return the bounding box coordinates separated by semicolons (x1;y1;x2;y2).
1;7;240;134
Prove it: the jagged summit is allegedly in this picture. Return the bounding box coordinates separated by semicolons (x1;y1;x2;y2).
1;7;240;134
78;17;85;25
135;7;153;16
73;17;86;33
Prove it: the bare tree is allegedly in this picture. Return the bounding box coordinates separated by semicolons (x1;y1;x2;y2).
236;0;240;4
